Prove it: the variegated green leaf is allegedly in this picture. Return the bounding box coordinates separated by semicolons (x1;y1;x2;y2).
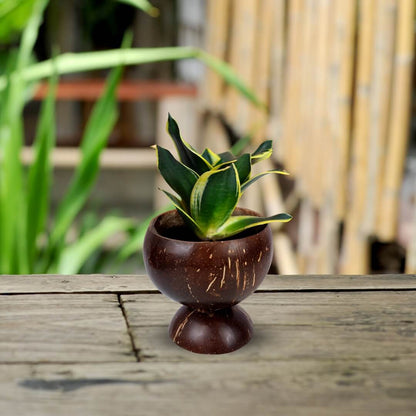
155;145;198;209
190;165;240;239
202;148;221;165
211;213;293;240
234;153;251;185
241;169;289;192
161;189;203;238
217;151;235;164
251;140;272;163
167;113;211;174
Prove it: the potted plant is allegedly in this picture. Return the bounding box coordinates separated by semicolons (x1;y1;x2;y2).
143;114;292;354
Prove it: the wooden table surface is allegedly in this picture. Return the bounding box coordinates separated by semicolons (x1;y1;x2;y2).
1;274;416;415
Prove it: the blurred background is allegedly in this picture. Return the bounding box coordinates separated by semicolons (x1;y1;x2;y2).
0;0;415;276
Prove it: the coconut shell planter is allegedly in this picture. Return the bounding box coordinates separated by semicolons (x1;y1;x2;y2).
143;115;292;354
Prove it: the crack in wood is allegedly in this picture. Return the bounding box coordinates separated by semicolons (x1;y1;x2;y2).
117;295;141;362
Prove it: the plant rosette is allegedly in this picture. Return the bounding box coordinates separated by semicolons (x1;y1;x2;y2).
143;115;292;354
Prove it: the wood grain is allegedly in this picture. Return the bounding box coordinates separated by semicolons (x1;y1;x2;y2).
0;360;415;416
1;274;416;294
122;291;416;363
0;274;415;415
0;294;134;363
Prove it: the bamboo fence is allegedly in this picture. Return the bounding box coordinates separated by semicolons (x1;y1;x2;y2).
203;0;415;274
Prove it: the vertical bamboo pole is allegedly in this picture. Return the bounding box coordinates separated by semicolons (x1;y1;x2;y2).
341;0;375;274
363;0;397;237
251;0;276;143
293;0;316;272
282;0;303;174
297;198;315;273
303;0;320;204
260;159;298;275
378;0;415;241
311;0;331;208
334;0;358;220
295;0;314;188
406;201;416;274
269;0;287;162
203;0;231;111
224;0;258;132
316;0;338;274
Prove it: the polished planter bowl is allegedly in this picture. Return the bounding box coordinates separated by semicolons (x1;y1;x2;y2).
143;208;273;354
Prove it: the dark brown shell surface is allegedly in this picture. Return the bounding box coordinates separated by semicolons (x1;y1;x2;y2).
143;208;273;311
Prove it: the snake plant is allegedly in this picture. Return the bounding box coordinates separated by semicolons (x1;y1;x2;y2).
154;114;292;241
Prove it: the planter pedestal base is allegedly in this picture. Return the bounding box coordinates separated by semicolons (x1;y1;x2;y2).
168;305;253;354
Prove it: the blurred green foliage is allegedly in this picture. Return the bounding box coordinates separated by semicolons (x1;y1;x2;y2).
0;0;263;274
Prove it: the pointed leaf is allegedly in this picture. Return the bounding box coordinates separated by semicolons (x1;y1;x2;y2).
117;0;159;17
57;216;133;274
202;148;221;165
27;73;57;267
155;145;198;208
251;140;273;163
211;213;293;240
241;169;289;192
167;113;211;174
234;153;251;184
217;151;235;164
190;165;240;239
161;189;203;238
117;204;172;261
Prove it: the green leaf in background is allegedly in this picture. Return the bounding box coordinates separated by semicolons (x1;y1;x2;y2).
47;63;123;270
155;145;199;209
197;50;266;109
0;0;48;274
251;140;273;163
57;216;133;274
211;213;293;240
241;169;289;193
117;0;159;17
0;47;264;111
117;204;172;261
0;0;37;43
230;135;251;156
190;165;240;239
26;73;57;270
167;113;211;175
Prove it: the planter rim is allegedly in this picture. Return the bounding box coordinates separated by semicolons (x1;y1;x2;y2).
147;207;267;246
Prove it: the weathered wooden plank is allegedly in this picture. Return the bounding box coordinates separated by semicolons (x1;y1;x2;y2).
0;361;415;416
122;291;416;362
1;274;416;295
0;294;134;363
0;274;155;294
